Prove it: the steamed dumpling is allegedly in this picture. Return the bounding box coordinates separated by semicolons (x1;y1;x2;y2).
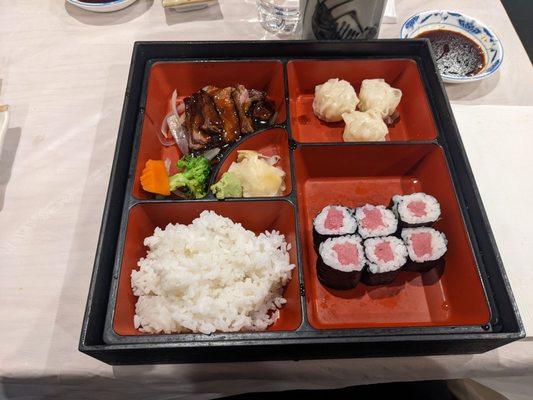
342;110;388;142
358;79;402;121
313;78;359;122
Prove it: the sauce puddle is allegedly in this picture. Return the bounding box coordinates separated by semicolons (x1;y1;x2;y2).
416;29;486;77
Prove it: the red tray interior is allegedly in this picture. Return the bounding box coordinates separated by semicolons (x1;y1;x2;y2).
287;59;437;143
113;201;301;336
132;60;286;199
215;128;292;196
294;144;490;329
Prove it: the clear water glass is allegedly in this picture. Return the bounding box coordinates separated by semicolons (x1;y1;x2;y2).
257;0;300;35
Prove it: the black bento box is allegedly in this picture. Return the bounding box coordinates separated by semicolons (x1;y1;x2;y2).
79;41;524;365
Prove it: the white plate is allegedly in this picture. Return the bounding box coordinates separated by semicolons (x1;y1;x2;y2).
66;0;138;13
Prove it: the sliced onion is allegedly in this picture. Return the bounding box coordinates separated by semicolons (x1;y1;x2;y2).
169;89;189;156
164;158;172;174
167;114;189;156
157;88;189;153
202;147;221;161
158;111;178;147
171;89;178;118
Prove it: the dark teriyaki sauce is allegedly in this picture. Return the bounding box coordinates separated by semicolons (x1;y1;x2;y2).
416;29;486;77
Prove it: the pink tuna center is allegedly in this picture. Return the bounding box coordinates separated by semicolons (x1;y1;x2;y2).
407;200;427;217
374;241;394;262
361;207;386;230
324;207;344;230
411;232;433;257
333;242;359;266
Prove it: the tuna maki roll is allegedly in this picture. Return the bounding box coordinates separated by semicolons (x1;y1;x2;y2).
313;205;357;249
392;193;441;228
317;235;365;290
355;204;398;239
402;227;448;273
362;236;408;285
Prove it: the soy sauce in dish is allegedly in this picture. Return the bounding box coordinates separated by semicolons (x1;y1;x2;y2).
416;29;486;77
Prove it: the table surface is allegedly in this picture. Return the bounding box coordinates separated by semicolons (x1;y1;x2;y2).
1;0;532;398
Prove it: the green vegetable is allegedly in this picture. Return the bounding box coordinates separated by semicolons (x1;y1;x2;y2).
210;172;243;200
168;155;211;199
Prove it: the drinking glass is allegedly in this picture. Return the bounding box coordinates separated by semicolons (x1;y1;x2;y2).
257;0;300;35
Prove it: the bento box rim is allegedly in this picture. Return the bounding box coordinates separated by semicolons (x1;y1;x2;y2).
79;40;525;361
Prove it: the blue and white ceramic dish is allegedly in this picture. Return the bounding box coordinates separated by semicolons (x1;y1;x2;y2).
400;10;503;83
66;0;138;13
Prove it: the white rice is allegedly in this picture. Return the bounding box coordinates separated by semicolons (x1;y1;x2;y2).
355;204;398;238
131;210;295;334
402;227;448;262
313;205;357;235
393;193;441;224
318;235;365;272
364;236;407;273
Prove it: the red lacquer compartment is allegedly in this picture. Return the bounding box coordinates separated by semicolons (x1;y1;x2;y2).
294;144;490;330
132;60;286;199
113;200;301;336
215;128;292;197
287;59;437;143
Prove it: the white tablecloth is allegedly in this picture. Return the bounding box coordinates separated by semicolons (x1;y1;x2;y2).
1;0;532;398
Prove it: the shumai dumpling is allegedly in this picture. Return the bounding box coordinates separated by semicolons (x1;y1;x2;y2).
313;78;359;122
342;110;388;142
358;79;402;121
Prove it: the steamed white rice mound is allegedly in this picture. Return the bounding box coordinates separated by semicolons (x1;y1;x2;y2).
131;210;295;334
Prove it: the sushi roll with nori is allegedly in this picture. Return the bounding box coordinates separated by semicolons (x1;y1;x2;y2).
313;205;357;249
355;204;398;239
392;193;441;228
402;227;448;273
362;236;408;285
317;235;365;290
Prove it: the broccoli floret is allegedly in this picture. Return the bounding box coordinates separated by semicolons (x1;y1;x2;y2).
168;155;211;199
